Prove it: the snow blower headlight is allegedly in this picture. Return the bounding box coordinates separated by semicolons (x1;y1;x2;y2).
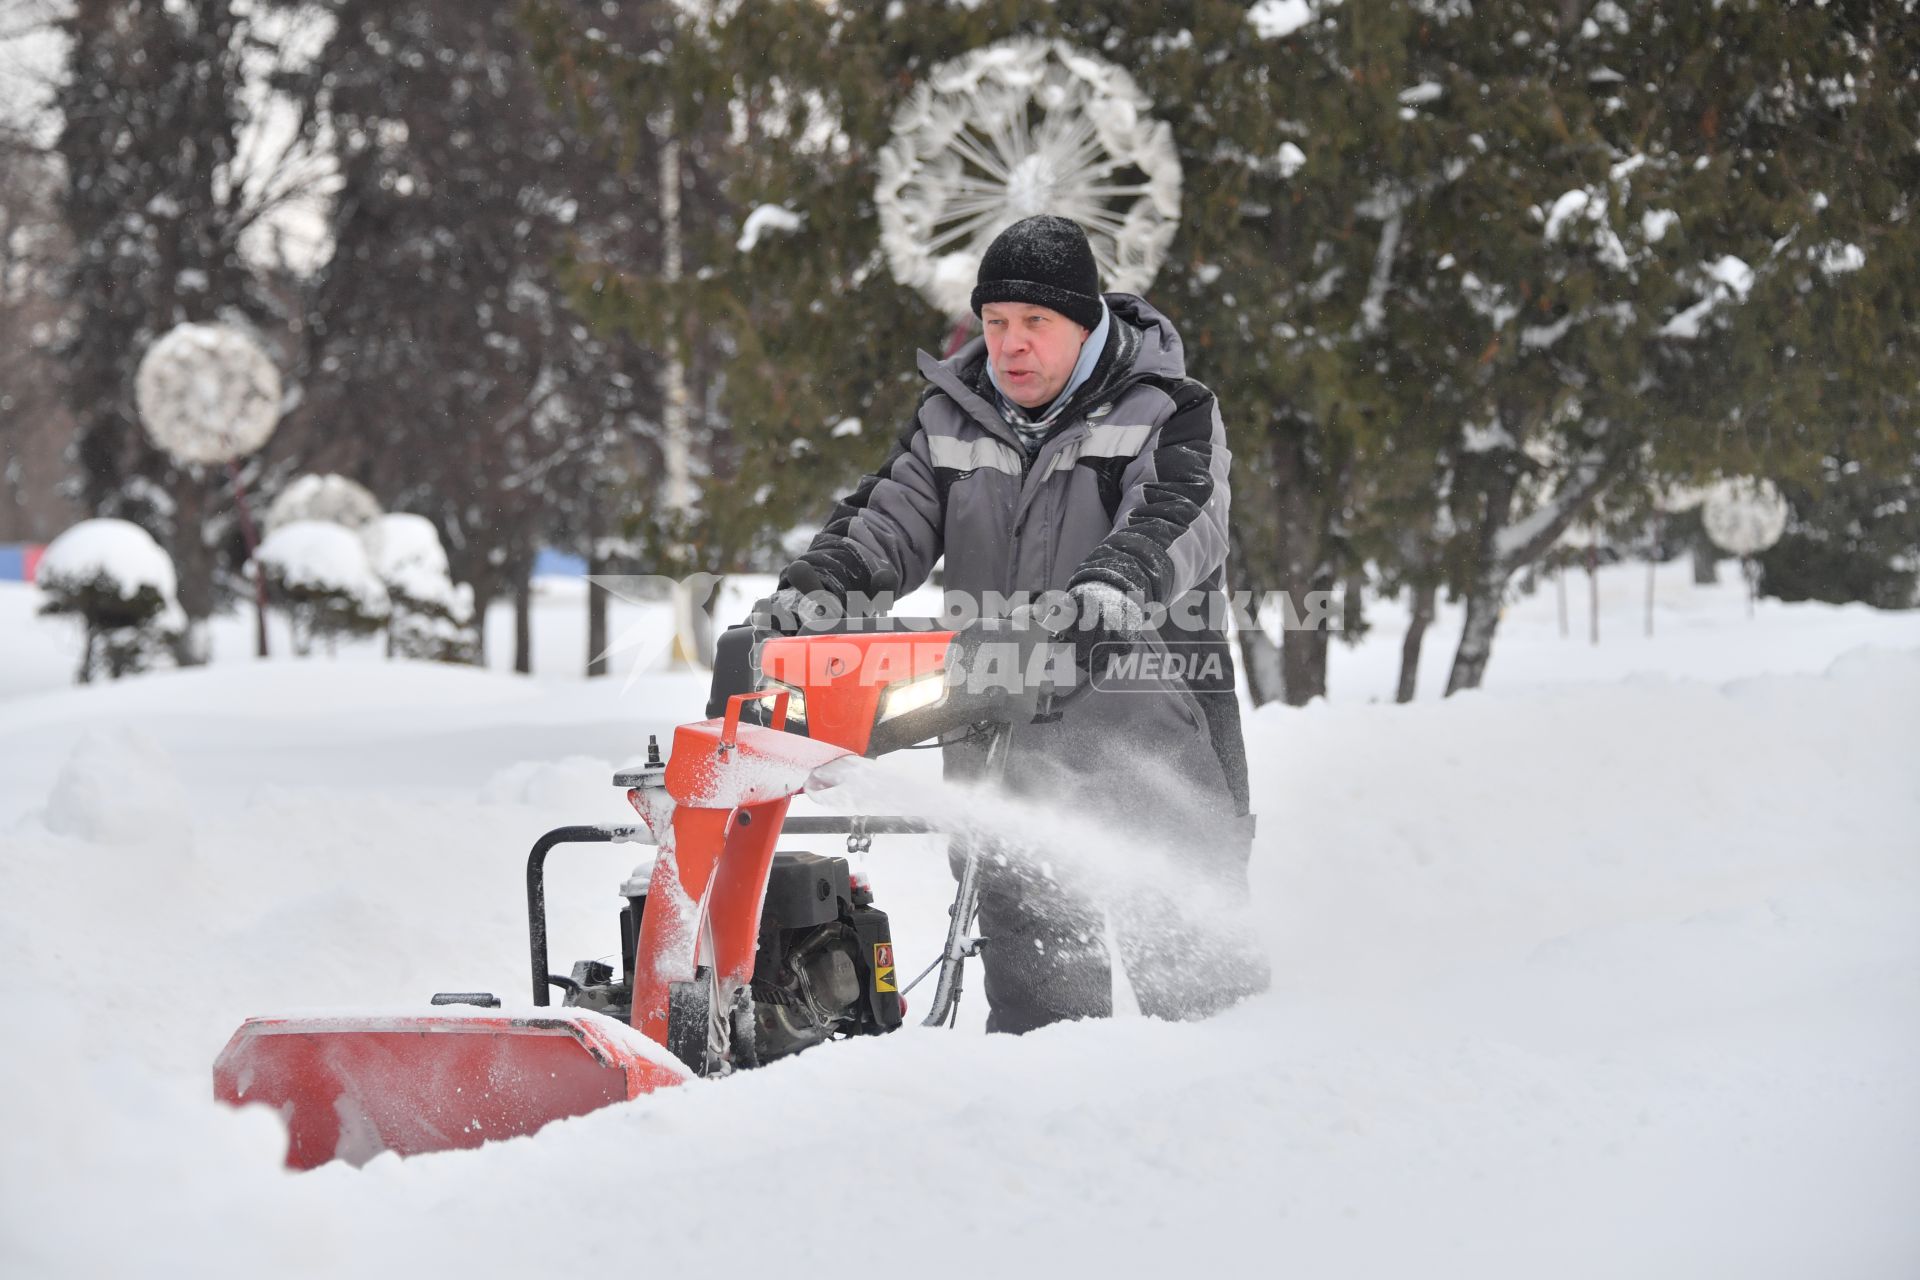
876;671;948;724
764;678;806;724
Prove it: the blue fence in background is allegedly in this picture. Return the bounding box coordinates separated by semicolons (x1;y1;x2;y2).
532;548;588;579
0;545;44;583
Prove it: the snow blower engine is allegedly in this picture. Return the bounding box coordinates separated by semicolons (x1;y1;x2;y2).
539;811;906;1069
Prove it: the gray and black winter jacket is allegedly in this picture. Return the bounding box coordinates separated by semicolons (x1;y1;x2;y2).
784;293;1250;838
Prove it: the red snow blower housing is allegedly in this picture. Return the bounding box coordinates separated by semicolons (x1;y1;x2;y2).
214;616;1076;1169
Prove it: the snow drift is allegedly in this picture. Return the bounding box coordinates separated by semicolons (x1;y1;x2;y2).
0;571;1915;1278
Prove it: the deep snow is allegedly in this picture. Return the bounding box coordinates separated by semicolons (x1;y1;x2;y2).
1;562;1916;1278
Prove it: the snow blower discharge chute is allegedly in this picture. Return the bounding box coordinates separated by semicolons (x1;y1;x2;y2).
214;616;1078;1169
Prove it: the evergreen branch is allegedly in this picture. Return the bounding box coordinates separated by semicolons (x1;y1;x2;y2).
1492;436;1635;568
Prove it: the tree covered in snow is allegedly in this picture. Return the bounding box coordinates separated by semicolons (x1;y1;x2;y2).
51;0;325;661
290;0;665;674
36;517;184;682
0;121;78;542
1758;451;1920;611
535;0;1917;697
525;1;757;588
254;519;389;656
1217;0;1920;696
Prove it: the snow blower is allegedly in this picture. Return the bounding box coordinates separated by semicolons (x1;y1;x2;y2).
214;614;1077;1169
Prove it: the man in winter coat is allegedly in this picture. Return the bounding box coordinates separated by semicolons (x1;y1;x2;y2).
762;214;1265;1033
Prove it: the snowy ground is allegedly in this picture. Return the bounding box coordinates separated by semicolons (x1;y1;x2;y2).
1;562;1917;1278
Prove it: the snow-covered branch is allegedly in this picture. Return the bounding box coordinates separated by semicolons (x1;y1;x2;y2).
1493;440;1632;567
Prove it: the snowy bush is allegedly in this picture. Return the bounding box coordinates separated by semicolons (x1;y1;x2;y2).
264;473;383;535
36;519;185;683
361;513;479;663
255;520;391;656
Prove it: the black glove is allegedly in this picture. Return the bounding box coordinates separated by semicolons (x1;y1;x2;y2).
1049;581;1148;673
747;585;816;635
749;561;838;634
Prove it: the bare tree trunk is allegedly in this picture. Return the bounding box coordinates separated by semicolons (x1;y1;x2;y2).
1271;421;1342;706
1646;511;1662;637
1341;570;1367;639
586;545;608;678
1447;580;1506;694
1692;543;1719;584
467;588;489;667
168;472;212;666
1587;545;1600;645
657;121;705;670
513;575;532;675
1279;577;1333;703
1236;615;1284;706
1395;581;1436;703
1226;526;1283;707
1446;452;1519;696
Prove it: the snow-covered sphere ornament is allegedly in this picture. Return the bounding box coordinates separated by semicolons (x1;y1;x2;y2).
876;37;1183;318
1702;478;1789;556
265;473;383;536
135;322;283;465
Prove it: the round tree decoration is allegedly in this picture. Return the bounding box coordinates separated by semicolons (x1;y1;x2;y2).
135;323;283;466
134;322;285;657
876;37;1183;323
1701;477;1789;556
1702;477;1790;617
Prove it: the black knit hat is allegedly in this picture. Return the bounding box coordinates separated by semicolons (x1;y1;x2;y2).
970;215;1104;331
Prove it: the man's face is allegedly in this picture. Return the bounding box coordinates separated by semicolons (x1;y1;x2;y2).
982;302;1090;409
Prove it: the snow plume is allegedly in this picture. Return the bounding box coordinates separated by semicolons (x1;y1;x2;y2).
805;752;1267;1001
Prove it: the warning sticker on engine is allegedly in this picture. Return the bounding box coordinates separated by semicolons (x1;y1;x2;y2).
873;942;896;993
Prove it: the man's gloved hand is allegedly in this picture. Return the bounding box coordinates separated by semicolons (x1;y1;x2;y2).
748;585;817;635
1051;580;1149;673
748;561;838;634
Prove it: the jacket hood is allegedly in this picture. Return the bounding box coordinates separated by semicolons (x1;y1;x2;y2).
1102;292;1188;382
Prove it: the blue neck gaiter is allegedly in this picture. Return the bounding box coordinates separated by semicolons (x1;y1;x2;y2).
987;300;1111;438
